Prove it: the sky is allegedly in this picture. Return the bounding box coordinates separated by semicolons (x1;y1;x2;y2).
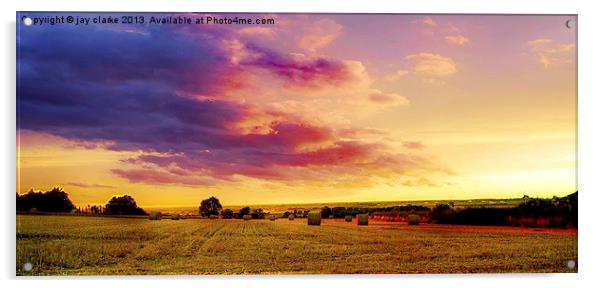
16;13;577;207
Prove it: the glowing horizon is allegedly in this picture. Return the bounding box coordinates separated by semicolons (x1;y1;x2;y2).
17;13;577;208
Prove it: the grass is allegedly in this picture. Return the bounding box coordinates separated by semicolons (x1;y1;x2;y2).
16;215;577;275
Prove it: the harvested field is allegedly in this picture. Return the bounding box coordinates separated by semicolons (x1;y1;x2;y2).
16;215;577;275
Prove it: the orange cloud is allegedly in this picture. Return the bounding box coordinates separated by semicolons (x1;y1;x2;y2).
421;17;438;27
445;35;470;45
405;53;457;77
385;69;410;81
237;27;276;39
298;18;343;53
368;90;410;107
528;38;575;68
221;40;409;124
403;141;424;150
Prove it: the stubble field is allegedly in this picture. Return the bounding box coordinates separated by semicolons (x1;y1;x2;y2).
16;215;577;275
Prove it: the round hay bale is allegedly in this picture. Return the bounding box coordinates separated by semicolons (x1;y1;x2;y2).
357;214;369;225
171;213;181;220
269;215;276;221
243;215;252;221
408;214;420;225
148;211;162;220
344;215;353;222
288;214;295;221
307;213;321;226
209;214;217;220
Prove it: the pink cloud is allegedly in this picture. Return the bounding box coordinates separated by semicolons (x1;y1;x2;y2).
403;141;424;150
112;168;215;186
225;41;361;89
405;53;457;77
298;18;343;52
369;91;410;106
528;38;575;68
237;27;276;39
19;14;447;189
445;35;470;45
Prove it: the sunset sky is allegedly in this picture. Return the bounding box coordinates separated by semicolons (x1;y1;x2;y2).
17;13;577;207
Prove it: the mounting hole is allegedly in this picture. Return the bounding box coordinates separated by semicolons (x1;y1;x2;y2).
566;19;575;29
22;16;32;26
566;260;576;269
23;262;33;272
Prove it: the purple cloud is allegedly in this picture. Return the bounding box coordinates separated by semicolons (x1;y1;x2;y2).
17;13;445;187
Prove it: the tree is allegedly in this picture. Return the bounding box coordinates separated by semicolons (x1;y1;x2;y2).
239;206;251;216
105;195;146;215
16;187;75;212
221;208;234;219
567;191;578;227
16;193;23;210
320;206;332;218
90;205;103;214
44;187;76;212
199;196;222;217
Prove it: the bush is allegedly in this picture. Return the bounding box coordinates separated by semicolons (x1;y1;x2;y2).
251;208;265;219
331;206;360;218
427;192;577;228
372;205;431;213
518;192;577;227
221;208;234;219
430;204;454;223
320;206;332;218
435;208;515;226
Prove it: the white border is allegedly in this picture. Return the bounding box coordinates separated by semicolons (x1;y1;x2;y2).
2;1;601;287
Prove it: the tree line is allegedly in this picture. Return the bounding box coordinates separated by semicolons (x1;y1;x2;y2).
16;188;578;228
319;204;432;219
199;197;267;219
427;192;578;228
17;188;146;215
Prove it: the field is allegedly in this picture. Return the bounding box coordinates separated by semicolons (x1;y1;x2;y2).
16;215;577;275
